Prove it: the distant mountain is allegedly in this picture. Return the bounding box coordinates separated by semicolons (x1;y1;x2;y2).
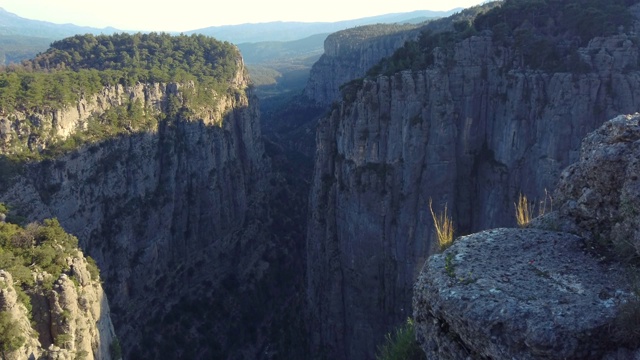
187;9;461;43
237;33;328;65
0;7;459;65
0;7;120;38
0;7;122;65
0;35;52;65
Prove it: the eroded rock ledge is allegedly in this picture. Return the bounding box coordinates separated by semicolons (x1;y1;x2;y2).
413;115;640;359
413;228;634;359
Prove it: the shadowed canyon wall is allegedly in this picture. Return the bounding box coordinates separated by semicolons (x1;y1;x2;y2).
307;20;640;359
1;61;307;358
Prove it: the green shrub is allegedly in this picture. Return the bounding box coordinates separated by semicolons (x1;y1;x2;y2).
376;318;425;360
54;333;72;348
0;222;21;248
0;217;84;288
86;256;100;282
60;309;72;323
110;336;123;360
0;311;25;354
14;287;32;317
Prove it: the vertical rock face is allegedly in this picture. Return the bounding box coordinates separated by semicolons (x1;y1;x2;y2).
307;26;640;360
0;63;282;357
303;4;501;106
0;83;167;154
303;24;424;105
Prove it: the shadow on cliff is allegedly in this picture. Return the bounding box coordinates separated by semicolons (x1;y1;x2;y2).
0;111;309;359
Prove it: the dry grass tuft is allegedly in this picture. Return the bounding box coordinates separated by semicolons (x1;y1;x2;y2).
538;189;553;216
514;193;534;227
515;190;553;227
429;198;454;252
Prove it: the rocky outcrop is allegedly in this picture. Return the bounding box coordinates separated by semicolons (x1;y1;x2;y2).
307;15;640;360
47;271;116;360
0;255;116;360
413;227;637;359
413;114;640;359
542;114;640;260
0;60;303;358
0;82;166;154
0;271;42;360
0;79;244;155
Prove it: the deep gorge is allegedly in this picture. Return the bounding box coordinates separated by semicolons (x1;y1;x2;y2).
1;1;640;359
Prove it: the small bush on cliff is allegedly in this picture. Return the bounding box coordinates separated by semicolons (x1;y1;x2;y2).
110;336;123;360
376;318;426;360
0;311;25;355
54;333;72;348
86;256;100;282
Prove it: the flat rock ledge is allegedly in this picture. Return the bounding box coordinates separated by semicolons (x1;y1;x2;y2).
413;227;637;360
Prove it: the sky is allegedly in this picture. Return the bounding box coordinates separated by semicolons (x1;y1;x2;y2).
1;0;488;32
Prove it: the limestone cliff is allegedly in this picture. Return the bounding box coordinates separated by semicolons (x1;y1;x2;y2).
412;114;640;359
307;6;640;360
303;3;501;105
0;82;165;153
303;23;422;105
0;60;305;357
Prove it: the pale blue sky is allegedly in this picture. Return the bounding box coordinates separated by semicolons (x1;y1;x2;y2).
1;0;488;32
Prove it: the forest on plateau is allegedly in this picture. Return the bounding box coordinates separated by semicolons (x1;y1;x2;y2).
0;33;240;113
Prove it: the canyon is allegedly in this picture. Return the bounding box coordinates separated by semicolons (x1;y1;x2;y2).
1;1;640;359
0;44;306;358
